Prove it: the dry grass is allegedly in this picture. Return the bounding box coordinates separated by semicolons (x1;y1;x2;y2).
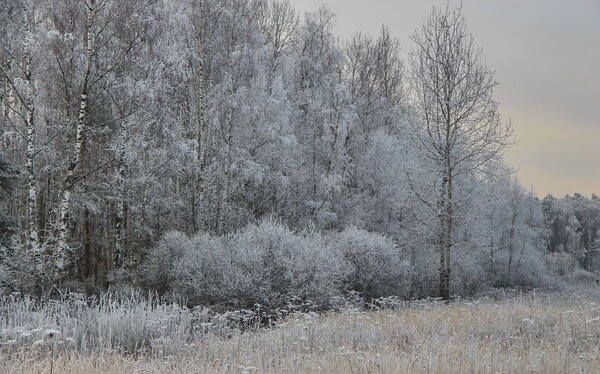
3;289;600;373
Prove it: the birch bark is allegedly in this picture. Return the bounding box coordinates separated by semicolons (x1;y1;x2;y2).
55;0;96;275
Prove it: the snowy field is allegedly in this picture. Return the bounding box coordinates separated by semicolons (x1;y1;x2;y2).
2;287;600;374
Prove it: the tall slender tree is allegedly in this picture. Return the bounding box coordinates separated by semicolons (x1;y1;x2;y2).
0;0;40;251
408;6;512;300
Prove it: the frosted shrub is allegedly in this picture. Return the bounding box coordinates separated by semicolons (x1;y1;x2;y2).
141;231;190;293
231;220;345;306
452;249;489;295
546;252;578;277
571;269;598;283
516;256;562;290
0;245;38;294
169;233;243;306
491;250;561;290
168;219;345;308
145;220;562;305
147;221;427;307
328;227;413;299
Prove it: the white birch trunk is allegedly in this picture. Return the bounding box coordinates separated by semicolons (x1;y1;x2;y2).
22;9;39;253
55;0;95;275
25;98;38;251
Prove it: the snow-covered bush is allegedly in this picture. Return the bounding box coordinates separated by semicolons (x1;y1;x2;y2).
327;227;413;299
164;219;345;307
0;246;37;294
144;221;421;307
545;252;578;278
452;249;490;295
169;233;238;306
571;269;598;284
228;220;345;306
143;216;561;306
489;249;561;290
514;254;561;289
140;231;190;293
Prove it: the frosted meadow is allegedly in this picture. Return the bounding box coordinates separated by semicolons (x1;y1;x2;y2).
2;288;600;373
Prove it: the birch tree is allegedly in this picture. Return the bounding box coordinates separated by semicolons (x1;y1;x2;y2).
52;0;153;278
0;0;40;252
408;6;512;300
54;0;97;274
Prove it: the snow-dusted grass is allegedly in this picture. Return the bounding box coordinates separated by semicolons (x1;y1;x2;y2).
2;288;600;373
0;292;195;356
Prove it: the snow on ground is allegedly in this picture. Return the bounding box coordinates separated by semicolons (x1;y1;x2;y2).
2;285;600;373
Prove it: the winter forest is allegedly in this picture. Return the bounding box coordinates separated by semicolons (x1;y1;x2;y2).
1;0;600;309
3;1;600;372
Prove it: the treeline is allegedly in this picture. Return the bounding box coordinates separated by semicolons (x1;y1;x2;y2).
543;194;600;275
0;0;594;303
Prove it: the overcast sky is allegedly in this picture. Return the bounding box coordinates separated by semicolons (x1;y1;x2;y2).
293;0;600;198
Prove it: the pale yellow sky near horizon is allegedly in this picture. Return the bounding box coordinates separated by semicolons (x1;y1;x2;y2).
293;0;600;198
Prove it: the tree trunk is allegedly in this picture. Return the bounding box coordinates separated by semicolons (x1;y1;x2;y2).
439;113;453;301
114;121;127;269
192;50;206;232
113;111;130;269
489;185;495;274
515;202;533;276
586;213;592;270
216;110;232;235
140;186;150;252
440;173;452;301
506;207;517;285
24;44;39;253
55;0;95;277
82;206;93;279
2;4;40;252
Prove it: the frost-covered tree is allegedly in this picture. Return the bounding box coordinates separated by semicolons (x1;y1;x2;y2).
408;6;512;300
542;194;600;273
0;0;44;251
0;0;568;297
